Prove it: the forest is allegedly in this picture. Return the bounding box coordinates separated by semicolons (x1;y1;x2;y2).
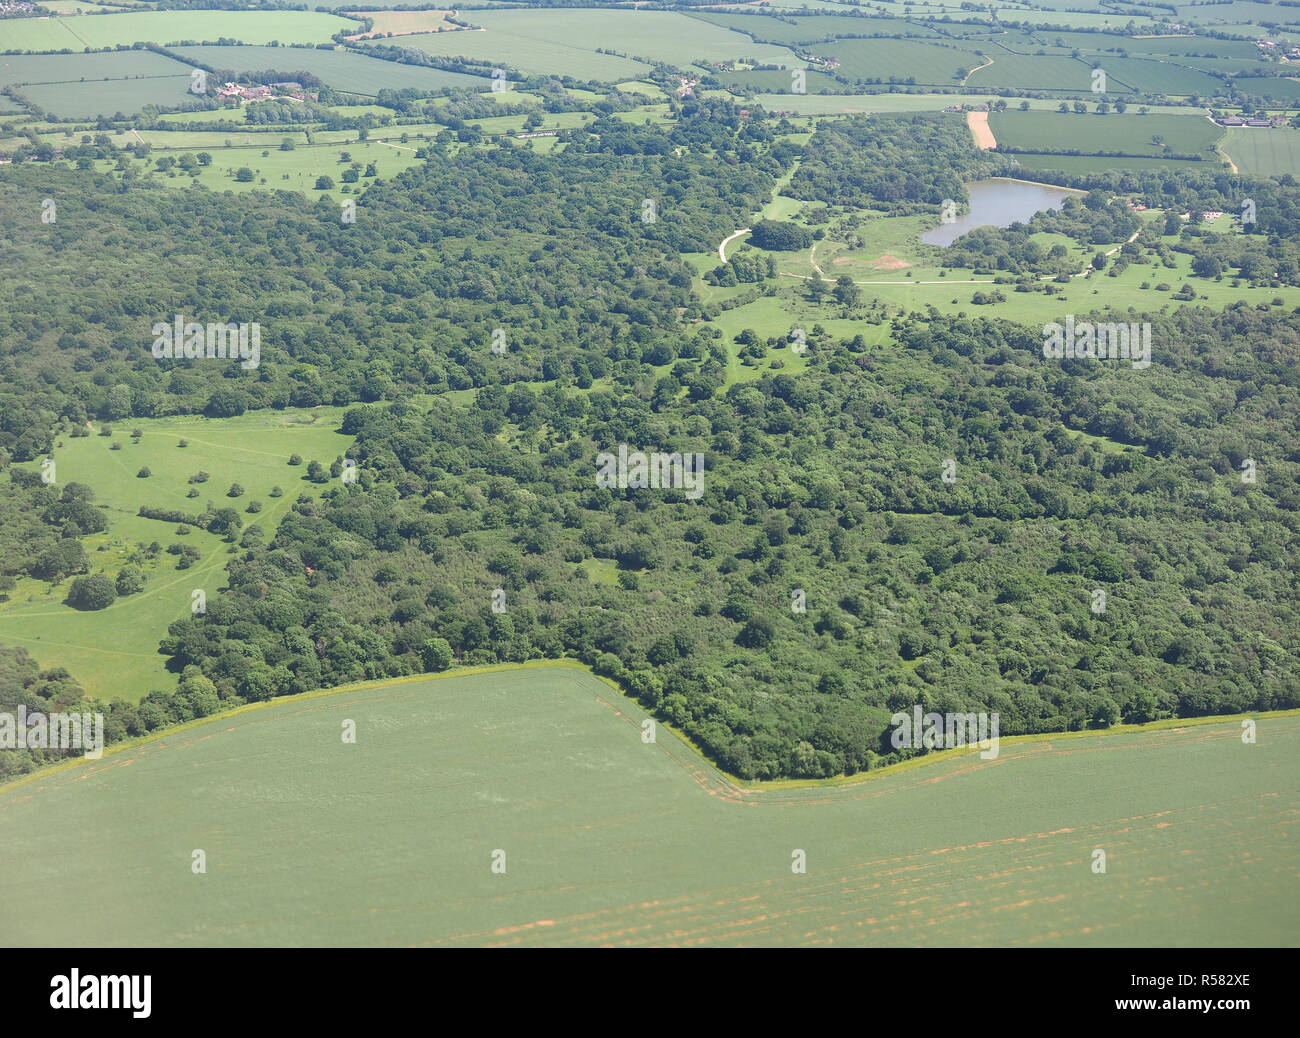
2;103;1298;780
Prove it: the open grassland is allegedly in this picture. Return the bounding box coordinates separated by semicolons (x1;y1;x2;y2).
168;45;488;96
2;663;1295;946
1;410;352;702
712;214;1300;332
990;110;1223;159
1222;126;1300;177
0;11;355;52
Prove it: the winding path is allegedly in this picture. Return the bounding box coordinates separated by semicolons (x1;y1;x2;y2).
718;227;750;262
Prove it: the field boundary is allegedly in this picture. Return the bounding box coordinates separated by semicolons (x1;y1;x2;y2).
4;656;1296;797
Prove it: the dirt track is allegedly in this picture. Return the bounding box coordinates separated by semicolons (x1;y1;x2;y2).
967;110;996;150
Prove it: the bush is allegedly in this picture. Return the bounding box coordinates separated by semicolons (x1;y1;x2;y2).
67;574;117;610
137;466;151;478
115;566;144;596
421;637;454;672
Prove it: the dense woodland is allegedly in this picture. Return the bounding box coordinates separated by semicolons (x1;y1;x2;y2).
2;105;1298;780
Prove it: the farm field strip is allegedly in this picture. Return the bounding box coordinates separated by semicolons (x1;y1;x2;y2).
2;664;1294;946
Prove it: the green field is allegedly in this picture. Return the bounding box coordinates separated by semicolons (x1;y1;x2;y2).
0;11;354;51
990;110;1224;159
1013;153;1220;175
1222;126;1300;177
820;37;986;87
18;77;196;119
688;12;944;43
0;50;193;89
965;53;1098;93
1;409;353;702
168;45;488;97
749;93;1210;115
381;9;803;82
2;663;1295;946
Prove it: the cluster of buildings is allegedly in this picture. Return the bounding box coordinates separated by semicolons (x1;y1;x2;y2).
216;82;317;103
1257;39;1300;60
0;1;36;11
1215;114;1287;128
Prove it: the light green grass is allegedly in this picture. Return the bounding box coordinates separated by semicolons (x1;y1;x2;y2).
2;409;354;702
2;662;1295;946
990;110;1223;160
1222;126;1300;177
17;77;195;119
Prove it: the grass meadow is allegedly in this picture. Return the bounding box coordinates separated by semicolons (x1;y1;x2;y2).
2;409;353;702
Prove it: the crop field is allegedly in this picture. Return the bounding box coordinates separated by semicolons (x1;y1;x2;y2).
1013;153;1220;175
17;77;195;119
689;12;944;43
2;663;1295;947
383;9;803;81
0;410;352;702
989;111;1224;159
1232;76;1300;103
342;10;460;40
0;11;354;51
750;93;1210;115
1029;31;1256;60
1222;126;1300;178
964;52;1098;92
819;37;986;86
370;31;645;83
167;45;488;96
0;50;193;89
1089;56;1226;96
718;69;840;94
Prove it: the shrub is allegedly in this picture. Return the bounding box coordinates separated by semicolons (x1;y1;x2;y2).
67;574;117;610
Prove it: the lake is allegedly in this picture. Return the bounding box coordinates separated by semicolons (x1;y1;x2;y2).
921;178;1077;248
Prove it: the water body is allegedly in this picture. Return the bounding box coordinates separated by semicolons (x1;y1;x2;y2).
921;177;1076;248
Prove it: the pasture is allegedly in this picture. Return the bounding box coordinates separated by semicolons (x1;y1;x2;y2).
1;409;352;702
1;663;1295;946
